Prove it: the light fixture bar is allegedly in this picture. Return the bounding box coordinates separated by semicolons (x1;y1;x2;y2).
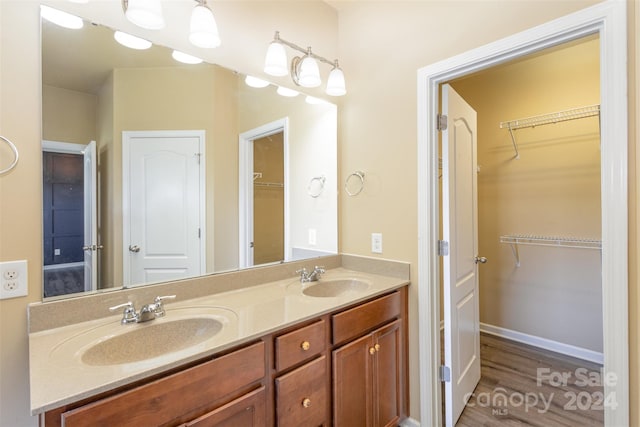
272;31;337;67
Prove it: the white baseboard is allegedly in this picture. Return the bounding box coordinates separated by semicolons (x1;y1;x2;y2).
400;417;420;427
480;322;604;365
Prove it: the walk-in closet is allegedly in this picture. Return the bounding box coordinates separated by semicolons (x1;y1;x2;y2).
443;34;604;425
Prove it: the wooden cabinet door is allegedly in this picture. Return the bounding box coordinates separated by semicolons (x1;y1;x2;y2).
332;333;373;427
185;387;266;427
372;320;402;427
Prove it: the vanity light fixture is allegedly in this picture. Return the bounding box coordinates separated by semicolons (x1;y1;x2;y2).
245;75;270;88
189;0;221;49
122;0;165;30
264;31;346;96
41;5;84;29
276;86;299;97
114;31;152;50
172;50;204;64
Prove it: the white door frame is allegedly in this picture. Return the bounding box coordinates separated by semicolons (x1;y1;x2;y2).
122;130;206;286
238;118;290;269
417;2;628;426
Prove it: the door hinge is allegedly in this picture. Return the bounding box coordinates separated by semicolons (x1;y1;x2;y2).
198;228;201;238
437;240;449;256
437;114;448;131
195;153;202;164
440;365;451;382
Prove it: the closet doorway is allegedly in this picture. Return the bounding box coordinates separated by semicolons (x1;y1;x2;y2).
442;35;603;426
417;3;628;427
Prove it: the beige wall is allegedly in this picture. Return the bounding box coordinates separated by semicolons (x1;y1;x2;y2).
42;85;97;144
2;1;639;426
450;37;602;352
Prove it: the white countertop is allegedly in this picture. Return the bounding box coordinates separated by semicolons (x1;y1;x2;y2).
29;267;408;414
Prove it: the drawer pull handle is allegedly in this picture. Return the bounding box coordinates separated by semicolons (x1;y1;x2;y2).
369;347;376;355
302;398;311;408
301;341;310;351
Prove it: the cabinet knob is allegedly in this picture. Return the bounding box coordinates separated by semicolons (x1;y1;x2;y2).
302;398;311;408
369;347;376;355
374;343;380;352
301;341;310;351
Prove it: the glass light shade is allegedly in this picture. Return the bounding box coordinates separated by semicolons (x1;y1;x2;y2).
41;6;83;29
297;56;321;88
326;67;346;96
114;31;152;50
264;42;288;76
172;50;203;65
277;86;299;97
245;76;270;88
189;4;221;49
125;0;165;30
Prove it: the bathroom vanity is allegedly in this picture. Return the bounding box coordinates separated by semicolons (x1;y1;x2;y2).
29;257;409;426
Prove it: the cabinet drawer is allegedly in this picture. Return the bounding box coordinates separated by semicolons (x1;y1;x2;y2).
275;319;326;371
332;292;400;345
184;386;266;427
61;342;265;427
275;356;327;427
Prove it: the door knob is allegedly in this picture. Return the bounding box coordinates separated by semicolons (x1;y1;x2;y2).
475;256;487;264
129;245;141;253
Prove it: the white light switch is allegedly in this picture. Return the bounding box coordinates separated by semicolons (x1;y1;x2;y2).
371;233;383;254
308;228;317;245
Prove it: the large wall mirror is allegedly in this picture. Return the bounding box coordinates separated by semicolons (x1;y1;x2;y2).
41;14;337;299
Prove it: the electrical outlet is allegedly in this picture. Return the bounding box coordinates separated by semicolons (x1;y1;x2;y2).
0;260;28;299
371;233;383;254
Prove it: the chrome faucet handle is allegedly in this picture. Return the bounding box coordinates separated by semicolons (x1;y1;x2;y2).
296;268;309;282
109;301;138;324
153;295;176;317
314;266;326;273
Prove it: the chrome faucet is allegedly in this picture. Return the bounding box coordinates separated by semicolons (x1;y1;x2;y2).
109;295;176;324
296;266;325;283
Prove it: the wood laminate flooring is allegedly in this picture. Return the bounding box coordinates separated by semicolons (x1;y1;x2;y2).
452;333;605;427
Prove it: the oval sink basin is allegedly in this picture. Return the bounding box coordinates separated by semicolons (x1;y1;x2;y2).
49;306;237;368
81;317;223;366
302;279;369;298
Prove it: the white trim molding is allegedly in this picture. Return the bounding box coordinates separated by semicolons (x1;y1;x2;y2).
417;2;628;426
480;323;604;365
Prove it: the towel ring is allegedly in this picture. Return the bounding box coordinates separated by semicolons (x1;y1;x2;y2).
345;171;365;196
0;136;19;175
307;175;326;198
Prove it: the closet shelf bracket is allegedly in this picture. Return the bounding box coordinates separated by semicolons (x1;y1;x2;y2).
499;234;602;267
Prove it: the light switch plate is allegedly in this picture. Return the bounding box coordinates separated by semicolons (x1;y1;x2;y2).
371;233;383;254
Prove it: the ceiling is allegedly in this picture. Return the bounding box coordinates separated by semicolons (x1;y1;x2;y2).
42;18;190;95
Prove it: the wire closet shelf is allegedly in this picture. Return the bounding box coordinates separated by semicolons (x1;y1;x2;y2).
500;234;602;267
499;104;600;159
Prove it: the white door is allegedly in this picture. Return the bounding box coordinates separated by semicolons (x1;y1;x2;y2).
82;140;97;292
442;84;481;426
123;131;205;287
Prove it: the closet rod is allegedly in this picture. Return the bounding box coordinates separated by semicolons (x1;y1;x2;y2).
499;104;600;159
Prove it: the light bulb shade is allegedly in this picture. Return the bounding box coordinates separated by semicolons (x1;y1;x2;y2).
114;31;152;50
41;6;83;29
172;50;203;64
296;56;321;88
125;0;165;30
326;67;346;96
264;42;288;76
189;4;221;49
